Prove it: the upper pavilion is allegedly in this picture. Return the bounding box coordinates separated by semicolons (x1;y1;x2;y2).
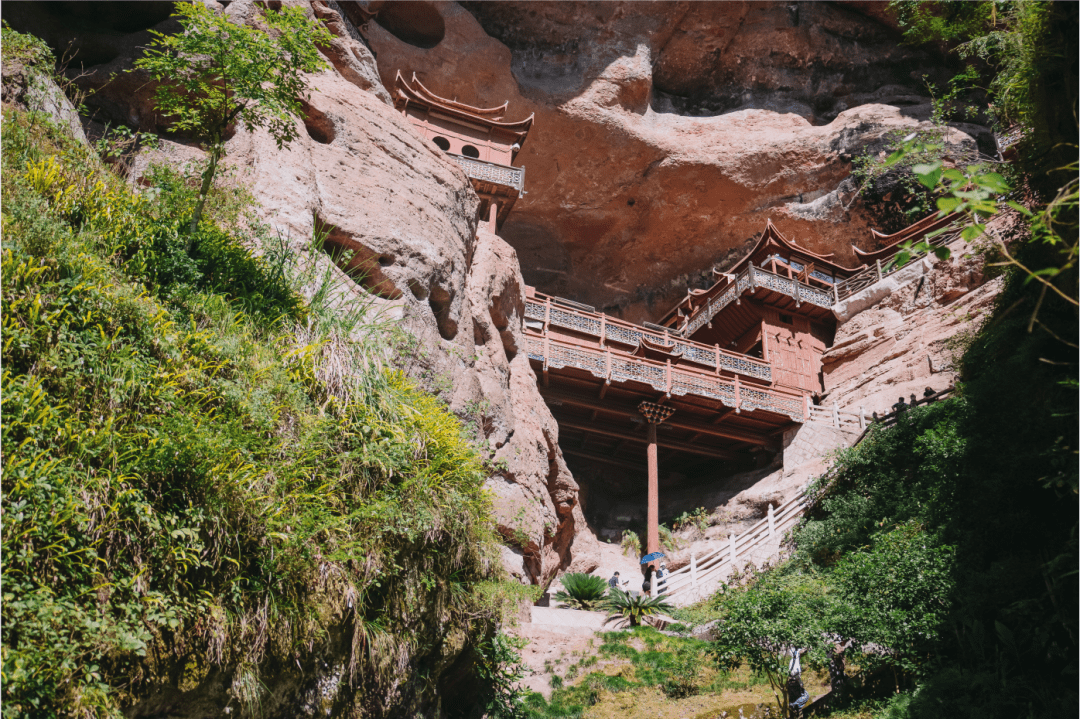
655;220;865;395
393;71;534;232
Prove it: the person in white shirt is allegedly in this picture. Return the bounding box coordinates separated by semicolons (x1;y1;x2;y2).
787;646;810;716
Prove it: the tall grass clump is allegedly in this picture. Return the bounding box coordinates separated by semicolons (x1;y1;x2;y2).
0;41;520;717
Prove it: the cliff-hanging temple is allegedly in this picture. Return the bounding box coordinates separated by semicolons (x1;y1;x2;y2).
397;72;965;568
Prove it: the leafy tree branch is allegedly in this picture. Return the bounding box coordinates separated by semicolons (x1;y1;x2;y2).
132;3;332;235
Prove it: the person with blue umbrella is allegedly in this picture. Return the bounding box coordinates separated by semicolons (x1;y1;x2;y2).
640;552;665;595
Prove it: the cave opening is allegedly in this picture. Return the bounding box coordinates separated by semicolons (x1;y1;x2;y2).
373;1;445;50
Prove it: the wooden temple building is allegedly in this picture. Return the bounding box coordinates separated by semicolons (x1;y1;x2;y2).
390;72;961;568
523;216;960;563
394;71;533;234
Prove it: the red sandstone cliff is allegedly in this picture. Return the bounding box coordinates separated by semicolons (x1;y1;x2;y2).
7;0;1000;587
353;0;991;321
20;0;599;586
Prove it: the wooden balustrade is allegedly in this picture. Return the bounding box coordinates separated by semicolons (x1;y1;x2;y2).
526;293;774;383
525;334;806;423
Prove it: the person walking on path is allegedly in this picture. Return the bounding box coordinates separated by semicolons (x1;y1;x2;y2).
787;646;810;718
656;562;670;595
608;571;626;591
642;564;655;595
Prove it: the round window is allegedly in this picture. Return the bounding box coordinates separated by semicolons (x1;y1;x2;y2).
461;145;480;158
432;136;450;151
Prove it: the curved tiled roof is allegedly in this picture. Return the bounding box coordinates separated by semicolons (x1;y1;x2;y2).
394;71;535;135
852;212;962;264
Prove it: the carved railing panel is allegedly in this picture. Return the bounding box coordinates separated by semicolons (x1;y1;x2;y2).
525;296;773;383
527;335;804;422
684;264;834;335
450;155;525;192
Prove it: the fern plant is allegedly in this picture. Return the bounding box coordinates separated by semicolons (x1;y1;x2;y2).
553;573;608;610
602;591;674;627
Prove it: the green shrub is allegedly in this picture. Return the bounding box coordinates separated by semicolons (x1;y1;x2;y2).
553;573;608;610
620;529;640;557
0;105;510;718
601;591;673;628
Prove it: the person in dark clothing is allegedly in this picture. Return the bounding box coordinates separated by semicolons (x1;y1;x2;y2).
642;565;654;595
923;386;936;401
909;392;918;406
608;571;624;590
892;396;908;414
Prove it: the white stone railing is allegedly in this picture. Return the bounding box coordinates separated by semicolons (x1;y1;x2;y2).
449;154;525;192
525;334;805;423
524;294;773;383
658;492;809;606
805;403;866;431
683;265;834;337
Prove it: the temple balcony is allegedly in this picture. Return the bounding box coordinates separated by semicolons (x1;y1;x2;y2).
450;153;525;194
681;263;836;338
525;291;774;384
448;154;526;227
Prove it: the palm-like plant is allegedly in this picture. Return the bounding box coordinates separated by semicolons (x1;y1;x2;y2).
553;573;608;610
602;590;674;627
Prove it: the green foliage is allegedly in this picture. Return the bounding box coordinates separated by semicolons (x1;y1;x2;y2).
619;529;640;557
601;590;673;628
1;21;53;66
524;627;719;717
892;1;1078;196
892;1;998;45
830;523;956;677
1;106;508;718
553;573;608;611
707;567;831;714
672;506;710;533
475;632;531;719
132;3;332;232
657;523;681;551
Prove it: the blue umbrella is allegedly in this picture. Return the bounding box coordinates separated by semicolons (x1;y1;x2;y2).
639;552;665;564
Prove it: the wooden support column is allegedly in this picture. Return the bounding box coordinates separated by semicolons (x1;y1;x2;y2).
647;422;659;559
488;200;499;234
638;401;676;568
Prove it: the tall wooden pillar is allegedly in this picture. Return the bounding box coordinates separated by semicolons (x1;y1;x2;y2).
638;401;676;566
646;422;659;556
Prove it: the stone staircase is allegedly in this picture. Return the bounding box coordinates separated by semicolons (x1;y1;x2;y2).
659;492;809;607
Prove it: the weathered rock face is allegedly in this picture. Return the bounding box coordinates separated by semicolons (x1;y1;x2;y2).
23;0;597;588
822;231;1006;415
355;0;986;321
